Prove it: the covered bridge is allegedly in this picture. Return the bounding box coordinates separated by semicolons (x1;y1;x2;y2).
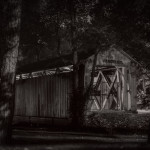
14;46;139;125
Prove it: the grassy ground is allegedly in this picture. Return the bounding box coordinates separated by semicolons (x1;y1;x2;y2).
9;110;150;149
10;128;149;149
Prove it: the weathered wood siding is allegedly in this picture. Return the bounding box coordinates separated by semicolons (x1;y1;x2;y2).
15;73;72;118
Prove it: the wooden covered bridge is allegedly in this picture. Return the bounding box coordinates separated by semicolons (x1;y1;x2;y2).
14;46;139;125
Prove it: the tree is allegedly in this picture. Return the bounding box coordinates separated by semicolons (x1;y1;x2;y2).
0;0;22;144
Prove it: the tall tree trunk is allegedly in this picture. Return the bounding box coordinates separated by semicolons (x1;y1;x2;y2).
87;49;99;93
73;51;78;91
72;50;79;126
69;0;80;126
0;0;22;144
69;0;78;91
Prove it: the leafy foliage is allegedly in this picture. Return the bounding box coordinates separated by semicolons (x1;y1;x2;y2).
85;111;150;133
92;0;150;68
19;0;150;69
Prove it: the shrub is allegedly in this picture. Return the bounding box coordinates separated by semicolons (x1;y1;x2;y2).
85;110;150;133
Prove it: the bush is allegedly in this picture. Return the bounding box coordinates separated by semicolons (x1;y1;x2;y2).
85;110;150;133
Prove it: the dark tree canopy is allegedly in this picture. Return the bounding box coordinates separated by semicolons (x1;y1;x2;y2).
19;0;150;69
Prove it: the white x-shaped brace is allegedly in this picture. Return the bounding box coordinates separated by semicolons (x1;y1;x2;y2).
90;69;118;110
90;98;100;110
100;70;118;110
89;92;101;110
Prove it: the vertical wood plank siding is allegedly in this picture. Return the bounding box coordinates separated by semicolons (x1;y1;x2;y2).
15;73;72;118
